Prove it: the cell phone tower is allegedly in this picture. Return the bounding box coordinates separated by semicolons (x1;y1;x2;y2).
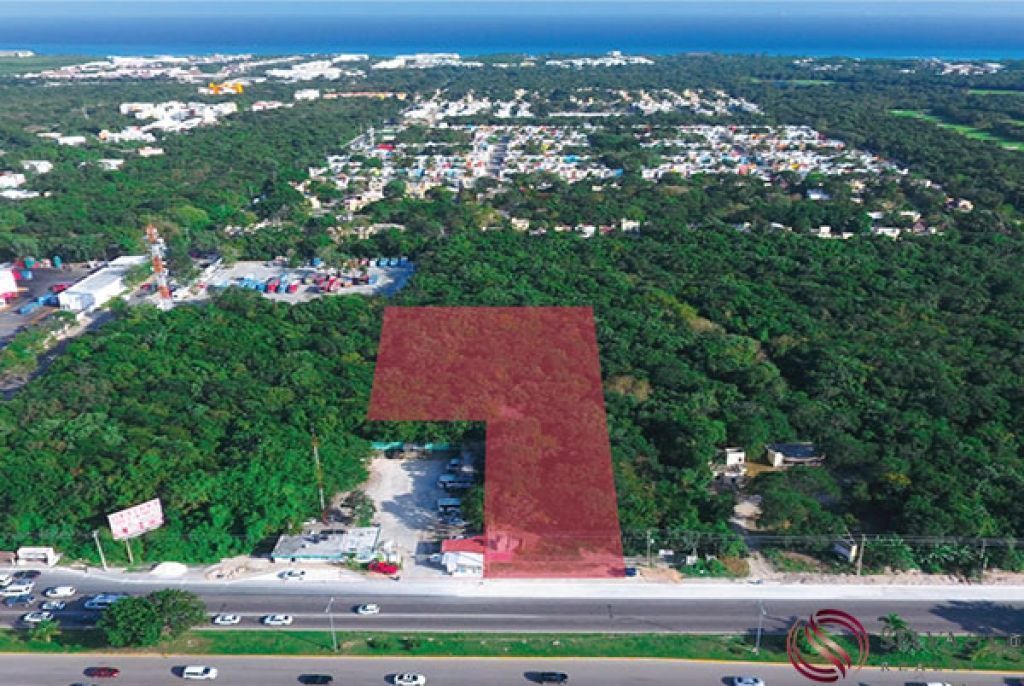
144;224;173;309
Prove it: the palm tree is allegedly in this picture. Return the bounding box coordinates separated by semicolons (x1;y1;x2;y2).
29;619;60;644
879;612;909;632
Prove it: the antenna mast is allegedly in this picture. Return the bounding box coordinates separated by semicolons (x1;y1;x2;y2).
144;224;173;310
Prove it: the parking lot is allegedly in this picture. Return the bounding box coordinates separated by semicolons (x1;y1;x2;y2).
363;455;460;578
179;260;415;305
0;266;90;343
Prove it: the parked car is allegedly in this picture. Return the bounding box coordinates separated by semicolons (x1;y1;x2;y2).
534;672;569;684
212;614;241;625
49;283;72;294
40;600;66;611
12;570;40;581
261;614;293;626
393;675;427;686
181;665;218;680
84;594;127;610
21;610;53;624
3;594;34;607
1;582;35;596
732;677;765;686
368;561;399;575
0;572;12;586
278;569;306;580
355;603;380;616
298;675;333;685
44;585;76;598
84;667;120;678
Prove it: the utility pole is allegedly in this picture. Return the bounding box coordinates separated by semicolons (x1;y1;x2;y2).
92;530;108;571
646;529;654;567
311;426;327;517
125;540;134;566
855;533;867;576
325;596;338;652
754;600;766;654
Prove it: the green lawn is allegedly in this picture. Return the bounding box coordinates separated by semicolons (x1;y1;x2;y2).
748;77;834;86
890;109;1024;151
0;56;88;76
1;629;1022;672
969;89;1024;97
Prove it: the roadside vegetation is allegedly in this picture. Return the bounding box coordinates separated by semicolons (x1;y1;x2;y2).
0;622;1021;672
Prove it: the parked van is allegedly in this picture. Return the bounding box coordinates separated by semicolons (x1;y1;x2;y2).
437;474;474;490
0;573;12;587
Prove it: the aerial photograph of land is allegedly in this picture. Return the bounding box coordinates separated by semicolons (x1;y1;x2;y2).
0;0;1022;684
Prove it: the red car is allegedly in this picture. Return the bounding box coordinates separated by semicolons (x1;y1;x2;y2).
84;667;120;678
367;561;399;575
49;282;72;294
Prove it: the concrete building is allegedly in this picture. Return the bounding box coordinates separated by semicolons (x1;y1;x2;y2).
58;255;147;313
270;527;380;564
21;160;53;175
441;537;485;577
0;172;27;189
766;442;825;468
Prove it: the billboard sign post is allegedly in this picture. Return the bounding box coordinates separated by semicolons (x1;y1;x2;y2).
107;498;164;541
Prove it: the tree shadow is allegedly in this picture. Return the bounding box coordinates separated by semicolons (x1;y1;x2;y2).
929;601;1024;635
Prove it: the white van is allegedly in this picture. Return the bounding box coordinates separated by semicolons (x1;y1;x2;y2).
182;665;219;680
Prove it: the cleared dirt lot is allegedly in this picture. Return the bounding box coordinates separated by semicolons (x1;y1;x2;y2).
363;456;450;578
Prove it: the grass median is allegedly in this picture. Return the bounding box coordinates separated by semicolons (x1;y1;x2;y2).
1;629;1023;671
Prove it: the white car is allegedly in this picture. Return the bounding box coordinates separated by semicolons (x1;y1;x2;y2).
21;611;53;624
732;678;765;686
356;603;380;616
261;614;294;626
0;573;12;587
393;674;427;686
212;614;241;626
1;582;34;597
278;569;306;580
182;665;219;680
44;586;76;598
40;600;66;611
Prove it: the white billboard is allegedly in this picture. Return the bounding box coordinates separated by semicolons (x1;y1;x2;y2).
0;270;17;299
107;498;164;541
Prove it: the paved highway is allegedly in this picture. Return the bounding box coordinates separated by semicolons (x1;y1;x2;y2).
3;593;1022;636
0;654;1020;686
3;568;1023;635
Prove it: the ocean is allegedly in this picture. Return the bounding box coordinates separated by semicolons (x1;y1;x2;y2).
1;1;1023;59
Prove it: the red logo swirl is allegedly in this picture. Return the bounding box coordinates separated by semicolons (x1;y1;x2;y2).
786;609;870;682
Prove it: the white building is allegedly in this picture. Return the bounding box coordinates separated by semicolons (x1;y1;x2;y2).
440;537;485;577
138;147;165;157
0;172;27;189
294;89;321;102
57;135;88;147
21;160;53;175
98;159;125;171
58;255;148;313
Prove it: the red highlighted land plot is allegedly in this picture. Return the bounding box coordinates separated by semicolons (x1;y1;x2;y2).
368;307;624;578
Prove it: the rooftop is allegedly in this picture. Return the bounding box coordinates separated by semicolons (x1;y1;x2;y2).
66;255;147;294
768;442;821;459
